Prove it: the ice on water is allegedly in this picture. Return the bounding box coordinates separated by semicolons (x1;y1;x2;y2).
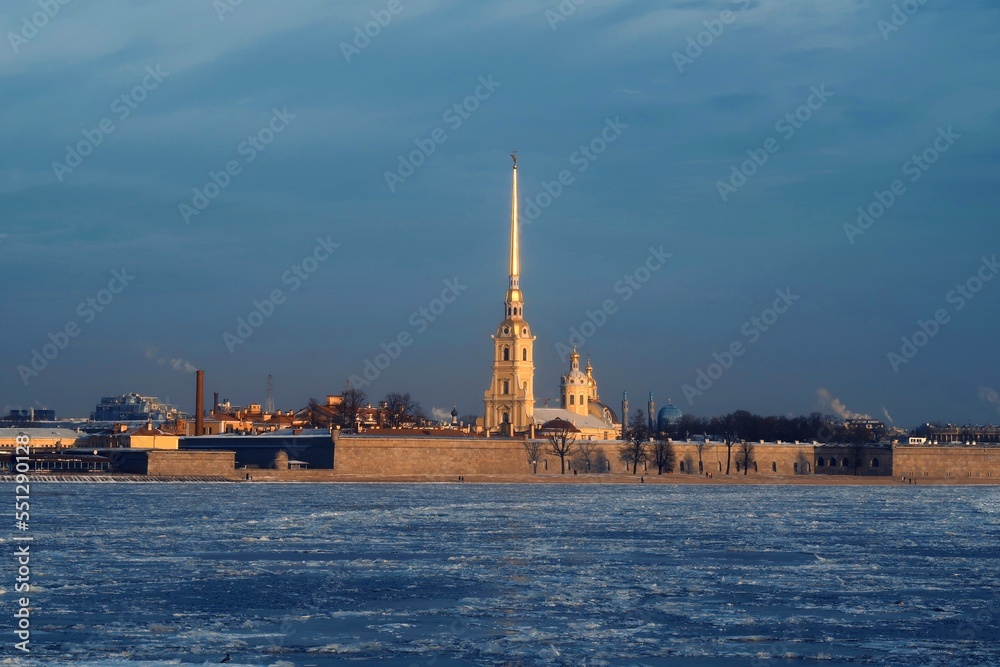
3;483;999;666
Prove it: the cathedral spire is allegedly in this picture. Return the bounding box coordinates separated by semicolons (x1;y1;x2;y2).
505;151;523;320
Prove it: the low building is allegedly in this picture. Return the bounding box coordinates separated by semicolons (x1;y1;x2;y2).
0;427;91;450
179;431;335;469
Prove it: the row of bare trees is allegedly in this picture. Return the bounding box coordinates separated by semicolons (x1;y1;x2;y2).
303;388;425;430
524;410;765;476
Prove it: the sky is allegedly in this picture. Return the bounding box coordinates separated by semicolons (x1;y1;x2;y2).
1;0;999;428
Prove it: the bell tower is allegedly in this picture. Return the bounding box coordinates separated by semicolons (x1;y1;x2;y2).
484;152;535;433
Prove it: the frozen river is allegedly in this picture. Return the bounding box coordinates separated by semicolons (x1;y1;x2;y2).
3;483;1000;666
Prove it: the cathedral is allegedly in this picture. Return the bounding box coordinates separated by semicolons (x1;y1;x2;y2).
483;154;619;440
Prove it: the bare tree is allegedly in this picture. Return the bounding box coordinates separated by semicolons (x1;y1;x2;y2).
523;439;543;474
574;440;599;473
618;410;650;475
695;439;706;473
735;440;756;476
547;427;577;474
382;392;421;428
336;387;367;430
847;424;872;475
650;434;676;475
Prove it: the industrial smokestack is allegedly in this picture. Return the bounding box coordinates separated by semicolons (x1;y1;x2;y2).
213;391;219;415
196;370;205;436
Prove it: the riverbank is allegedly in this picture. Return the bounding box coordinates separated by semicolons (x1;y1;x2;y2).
4;472;997;485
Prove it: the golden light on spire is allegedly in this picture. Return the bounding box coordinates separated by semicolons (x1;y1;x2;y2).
509;150;519;280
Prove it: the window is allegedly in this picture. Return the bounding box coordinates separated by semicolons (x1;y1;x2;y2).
503;347;510;361
871;457;880;468
569;395;575;405
772;462;777;472
502;411;510;423
842;457;850;468
503;380;509;394
817;457;825;467
522;349;527;361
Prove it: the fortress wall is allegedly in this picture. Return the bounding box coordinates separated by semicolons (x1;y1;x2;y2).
330;436;1000;480
145;450;237;478
668;443;816;476
892;446;1000;479
334;437;825;477
334;435;531;476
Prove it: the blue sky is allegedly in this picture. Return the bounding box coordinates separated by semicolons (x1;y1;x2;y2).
2;0;999;427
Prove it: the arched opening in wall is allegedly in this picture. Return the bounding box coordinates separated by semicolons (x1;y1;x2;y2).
502;412;509;424
772;462;777;472
522;349;527;361
842;457;850;468
544;459;548;471
805;462;811;472
817;457;825;467
793;462;799;473
718;462;722;472
503;380;510;394
680;461;685;472
828;458;836;468
503;347;510;361
871;457;880;468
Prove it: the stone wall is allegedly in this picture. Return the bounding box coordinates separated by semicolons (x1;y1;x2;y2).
110;450;236;478
334;434;530;476
892;446;1000;479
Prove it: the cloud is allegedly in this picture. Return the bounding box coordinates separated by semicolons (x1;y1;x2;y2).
431;407;452;422
816;388;870;420
882;407;894;424
980;387;1000;414
144;347;197;374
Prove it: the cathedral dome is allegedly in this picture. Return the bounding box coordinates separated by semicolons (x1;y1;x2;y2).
538;418;580;433
657;403;683;428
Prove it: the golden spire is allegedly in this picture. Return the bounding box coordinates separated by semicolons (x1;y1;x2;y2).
504;151;523;320
509;150;519;281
